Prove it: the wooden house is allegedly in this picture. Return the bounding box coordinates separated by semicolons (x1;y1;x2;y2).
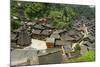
55;39;65;48
50;31;60;39
31;29;42;40
33;23;45;30
41;30;52;36
31;29;52;40
46;38;55;48
16;28;31;47
42;24;55;30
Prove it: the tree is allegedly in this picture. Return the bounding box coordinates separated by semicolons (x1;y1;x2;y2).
11;1;95;30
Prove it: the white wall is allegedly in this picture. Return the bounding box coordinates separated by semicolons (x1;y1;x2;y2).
30;39;47;50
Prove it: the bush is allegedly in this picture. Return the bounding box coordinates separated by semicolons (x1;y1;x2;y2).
74;44;81;51
77;50;95;62
11;20;21;30
67;50;95;62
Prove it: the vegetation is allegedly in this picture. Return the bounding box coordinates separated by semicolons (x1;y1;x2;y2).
11;1;95;30
11;1;95;64
66;50;95;62
11;19;21;30
74;44;81;52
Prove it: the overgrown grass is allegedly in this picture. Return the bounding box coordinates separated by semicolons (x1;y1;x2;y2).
66;50;95;63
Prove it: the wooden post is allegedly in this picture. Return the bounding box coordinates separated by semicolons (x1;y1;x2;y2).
61;46;65;55
61;46;67;62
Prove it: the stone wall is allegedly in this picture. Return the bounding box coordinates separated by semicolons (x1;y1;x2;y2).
38;51;63;64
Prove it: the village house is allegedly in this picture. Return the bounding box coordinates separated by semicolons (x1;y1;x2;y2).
31;29;52;40
50;30;60;39
41;30;52;37
46;38;55;48
33;23;46;30
11;15;95;66
16;27;31;47
31;29;42;40
42;24;55;30
55;39;65;47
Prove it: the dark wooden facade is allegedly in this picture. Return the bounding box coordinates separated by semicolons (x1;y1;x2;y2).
46;42;54;48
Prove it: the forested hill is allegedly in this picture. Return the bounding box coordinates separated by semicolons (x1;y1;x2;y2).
11;1;95;31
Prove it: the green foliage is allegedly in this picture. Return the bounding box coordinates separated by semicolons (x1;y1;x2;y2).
49;11;63;17
11;1;95;30
11;1;19;17
65;7;76;18
72;5;95;19
11;19;21;30
78;50;95;61
67;50;95;62
56;22;66;29
24;3;44;19
74;44;81;51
